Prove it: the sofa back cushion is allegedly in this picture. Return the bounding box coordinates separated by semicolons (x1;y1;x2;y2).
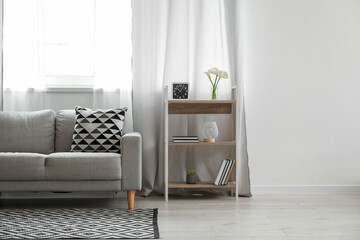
0;110;55;154
55;110;76;152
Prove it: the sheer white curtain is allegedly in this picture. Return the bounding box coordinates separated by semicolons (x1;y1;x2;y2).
0;0;3;111
2;0;133;132
132;0;251;196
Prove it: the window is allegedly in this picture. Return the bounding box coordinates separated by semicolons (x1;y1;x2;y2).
3;0;132;90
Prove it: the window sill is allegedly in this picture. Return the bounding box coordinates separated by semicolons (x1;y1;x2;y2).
4;87;122;93
45;87;95;93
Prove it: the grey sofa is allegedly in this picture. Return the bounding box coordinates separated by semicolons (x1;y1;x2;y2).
0;109;142;209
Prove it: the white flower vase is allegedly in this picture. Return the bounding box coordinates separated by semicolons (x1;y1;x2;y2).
211;86;218;100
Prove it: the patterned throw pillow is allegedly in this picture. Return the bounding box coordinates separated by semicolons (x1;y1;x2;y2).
70;106;127;153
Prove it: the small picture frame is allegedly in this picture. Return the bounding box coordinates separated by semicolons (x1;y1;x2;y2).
172;82;189;99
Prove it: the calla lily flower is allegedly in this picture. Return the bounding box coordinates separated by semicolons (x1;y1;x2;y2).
204;71;211;79
218;70;228;79
208;67;219;75
204;67;229;99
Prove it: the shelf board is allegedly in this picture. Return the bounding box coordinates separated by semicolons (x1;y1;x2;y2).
168;100;236;104
169;141;236;146
168;100;235;114
168;181;236;189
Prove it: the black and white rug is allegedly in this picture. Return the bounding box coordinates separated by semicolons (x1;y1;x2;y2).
0;208;159;239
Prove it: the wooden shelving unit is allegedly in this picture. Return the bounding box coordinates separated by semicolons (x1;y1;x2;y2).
164;86;240;201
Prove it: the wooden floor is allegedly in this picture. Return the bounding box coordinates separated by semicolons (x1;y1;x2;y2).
1;192;360;239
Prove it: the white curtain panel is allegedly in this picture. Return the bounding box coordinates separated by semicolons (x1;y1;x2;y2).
0;0;3;111
132;0;251;196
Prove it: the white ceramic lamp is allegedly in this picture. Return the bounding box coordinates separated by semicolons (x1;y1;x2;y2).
202;121;218;142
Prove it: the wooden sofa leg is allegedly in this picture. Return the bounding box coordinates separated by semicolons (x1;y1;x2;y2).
127;191;135;209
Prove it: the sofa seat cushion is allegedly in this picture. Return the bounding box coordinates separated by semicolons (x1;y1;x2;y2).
45;152;121;181
0;153;46;180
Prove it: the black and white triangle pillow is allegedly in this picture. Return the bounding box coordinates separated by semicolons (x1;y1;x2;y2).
71;106;127;153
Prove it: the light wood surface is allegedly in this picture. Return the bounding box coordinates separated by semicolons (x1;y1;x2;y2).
168;141;236;146
168;100;235;114
127;190;135;209
168;100;236;103
1;192;359;239
168;181;236;189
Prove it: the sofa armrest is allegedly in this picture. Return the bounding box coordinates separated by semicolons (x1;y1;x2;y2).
121;132;142;191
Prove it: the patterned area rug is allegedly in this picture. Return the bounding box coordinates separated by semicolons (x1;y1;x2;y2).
0;208;159;239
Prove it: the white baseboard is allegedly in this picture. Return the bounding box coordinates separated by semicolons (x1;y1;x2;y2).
251;185;360;195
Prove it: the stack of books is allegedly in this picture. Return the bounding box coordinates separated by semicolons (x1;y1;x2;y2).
214;159;235;185
172;136;199;143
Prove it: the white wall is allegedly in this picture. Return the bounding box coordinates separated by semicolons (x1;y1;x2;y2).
244;0;360;187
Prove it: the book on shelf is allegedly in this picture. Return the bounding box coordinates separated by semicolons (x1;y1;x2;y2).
172;136;199;143
221;160;232;185
214;159;227;185
224;159;235;185
214;159;235;185
172;139;200;143
172;136;198;139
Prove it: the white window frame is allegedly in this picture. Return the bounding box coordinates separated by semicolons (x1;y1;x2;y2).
3;0;132;91
38;0;95;89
